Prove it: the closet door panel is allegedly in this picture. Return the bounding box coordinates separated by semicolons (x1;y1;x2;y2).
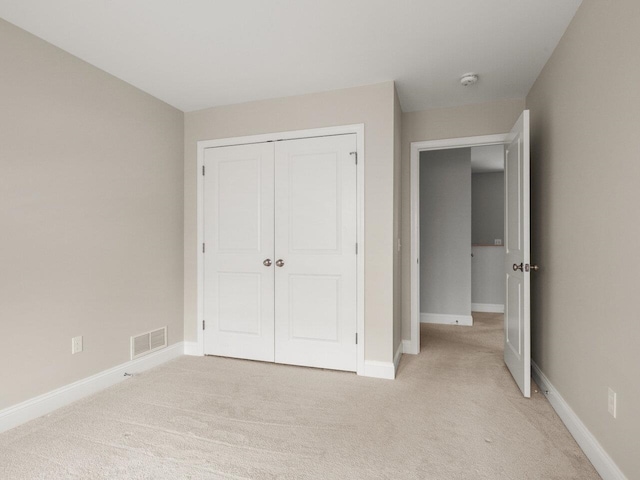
274;135;357;372
203;142;275;362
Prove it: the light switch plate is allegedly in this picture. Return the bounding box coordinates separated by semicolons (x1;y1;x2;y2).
72;336;83;354
608;387;617;418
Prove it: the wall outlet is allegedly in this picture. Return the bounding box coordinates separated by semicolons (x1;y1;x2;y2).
72;336;83;354
608;387;617;418
494;239;503;245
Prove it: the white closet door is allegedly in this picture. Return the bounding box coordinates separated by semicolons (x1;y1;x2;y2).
203;142;275;362
274;135;357;372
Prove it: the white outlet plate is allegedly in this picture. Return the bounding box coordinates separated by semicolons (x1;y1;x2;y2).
494;239;502;245
608;387;617;418
72;336;83;354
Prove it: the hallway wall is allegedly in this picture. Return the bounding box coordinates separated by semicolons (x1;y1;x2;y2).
419;149;471;318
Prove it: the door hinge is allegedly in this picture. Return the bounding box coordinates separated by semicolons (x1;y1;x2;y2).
202;320;205;330
202;165;205;176
202;243;205;253
355;243;358;254
355;333;358;344
350;151;357;164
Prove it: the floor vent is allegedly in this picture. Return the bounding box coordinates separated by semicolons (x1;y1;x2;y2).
131;327;167;360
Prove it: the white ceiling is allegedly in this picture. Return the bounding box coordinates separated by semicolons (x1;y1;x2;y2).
0;0;582;113
471;145;505;173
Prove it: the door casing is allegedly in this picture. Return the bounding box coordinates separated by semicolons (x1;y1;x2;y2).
195;124;365;376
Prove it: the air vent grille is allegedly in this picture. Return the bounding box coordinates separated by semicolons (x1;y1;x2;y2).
150;329;165;350
131;327;167;359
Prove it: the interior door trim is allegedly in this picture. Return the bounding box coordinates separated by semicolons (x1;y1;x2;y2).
195;124;365;376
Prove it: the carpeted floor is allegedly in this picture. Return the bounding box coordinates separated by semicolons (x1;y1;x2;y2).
0;313;600;479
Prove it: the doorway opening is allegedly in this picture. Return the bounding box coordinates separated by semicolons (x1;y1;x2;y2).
418;145;505;328
408;110;532;397
408;134;510;355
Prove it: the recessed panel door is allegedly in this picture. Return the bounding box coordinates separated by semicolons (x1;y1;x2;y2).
203;142;275;362
504;110;531;397
274;135;357;372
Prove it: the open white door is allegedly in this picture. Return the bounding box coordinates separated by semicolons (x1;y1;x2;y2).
504;110;531;397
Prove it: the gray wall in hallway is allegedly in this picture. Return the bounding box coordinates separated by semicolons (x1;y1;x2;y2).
419;148;471;316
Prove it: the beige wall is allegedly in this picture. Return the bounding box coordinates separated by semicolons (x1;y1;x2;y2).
184;82;397;363
527;0;640;476
393;86;402;355
400;99;525;341
0;19;184;410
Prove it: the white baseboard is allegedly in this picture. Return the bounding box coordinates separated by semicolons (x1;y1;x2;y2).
393;342;403;375
0;342;184;435
363;360;395;380
183;341;202;356
402;339;418;355
531;362;627;480
421;313;473;326
471;303;504;313
364;341;403;380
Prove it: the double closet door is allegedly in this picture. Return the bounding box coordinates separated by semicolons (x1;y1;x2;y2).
203;134;357;372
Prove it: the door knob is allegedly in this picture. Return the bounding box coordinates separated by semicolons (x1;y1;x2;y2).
530;264;539;272
513;263;523;272
263;259;272;267
276;259;285;267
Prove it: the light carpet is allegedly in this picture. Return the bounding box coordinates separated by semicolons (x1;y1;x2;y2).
0;313;600;479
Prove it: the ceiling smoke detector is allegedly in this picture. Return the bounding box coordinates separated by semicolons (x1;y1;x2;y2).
460;73;479;86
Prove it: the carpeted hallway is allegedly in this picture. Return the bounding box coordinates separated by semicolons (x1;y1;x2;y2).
0;313;599;479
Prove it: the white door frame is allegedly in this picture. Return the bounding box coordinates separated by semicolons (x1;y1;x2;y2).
195;124;366;376
408;133;509;355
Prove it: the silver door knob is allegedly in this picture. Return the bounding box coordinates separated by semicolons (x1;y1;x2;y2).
275;259;285;267
530;264;539;272
263;259;272;267
513;263;523;272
